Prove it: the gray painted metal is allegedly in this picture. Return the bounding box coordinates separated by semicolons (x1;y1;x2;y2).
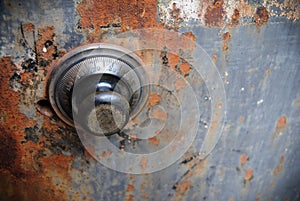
0;0;299;201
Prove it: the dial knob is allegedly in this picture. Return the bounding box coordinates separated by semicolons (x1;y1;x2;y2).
47;43;149;136
74;73;131;135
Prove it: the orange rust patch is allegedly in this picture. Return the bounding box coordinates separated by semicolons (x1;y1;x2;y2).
212;53;217;64
130;135;137;140
179;62;191;76
175;78;186;90
222;32;231;41
222;43;228;51
222;32;231;51
217;102;223;109
23;23;35;32
148;93;161;106
37;26;58;66
276;115;287;129
240;154;249;166
125;176;135;200
175;180;191;194
135;30;196;54
77;0;158;32
150;107;168;120
0;57;35;177
37;26;55;45
0;57;68;200
266;69;271;76
244;168;253;181
229;196;234;201
181;32;196;42
126;184;135;192
21;72;34;86
239;117;244;123
140;179;149;200
173;159;207;201
254;7;269;26
39;154;73;177
0;171;65;201
148;136;160;145
204;0;224;26
180;32;196;50
193;159;207;177
273;155;284;176
231;9;240;25
167;53;180;70
273;115;287;139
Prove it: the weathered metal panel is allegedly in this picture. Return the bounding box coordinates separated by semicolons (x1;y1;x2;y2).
0;0;299;201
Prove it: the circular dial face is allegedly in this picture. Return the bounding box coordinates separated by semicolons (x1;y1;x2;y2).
48;43;149;128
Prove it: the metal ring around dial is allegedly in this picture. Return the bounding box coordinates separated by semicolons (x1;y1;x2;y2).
47;43;149;127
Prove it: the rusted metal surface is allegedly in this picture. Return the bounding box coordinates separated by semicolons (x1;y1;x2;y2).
158;0;300;28
0;0;300;200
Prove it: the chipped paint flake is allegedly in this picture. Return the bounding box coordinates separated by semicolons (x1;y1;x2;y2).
158;0;201;27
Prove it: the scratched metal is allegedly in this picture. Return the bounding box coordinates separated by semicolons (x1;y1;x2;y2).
0;0;300;201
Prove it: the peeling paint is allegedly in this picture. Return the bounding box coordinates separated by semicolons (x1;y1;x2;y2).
76;0;159;42
158;0;200;27
158;0;299;28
